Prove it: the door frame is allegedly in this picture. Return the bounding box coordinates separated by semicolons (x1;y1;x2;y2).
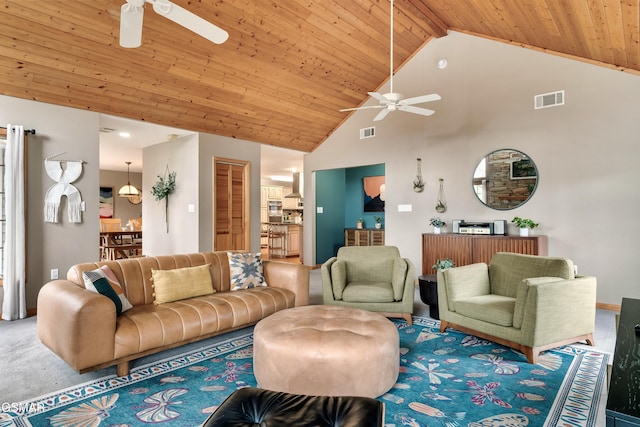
212;156;251;251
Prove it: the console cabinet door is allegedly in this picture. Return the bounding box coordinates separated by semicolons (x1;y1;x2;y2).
422;234;547;275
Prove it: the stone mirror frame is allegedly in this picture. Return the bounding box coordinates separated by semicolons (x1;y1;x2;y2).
472;149;538;210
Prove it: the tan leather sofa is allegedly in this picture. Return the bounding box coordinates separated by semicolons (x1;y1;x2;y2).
37;252;309;376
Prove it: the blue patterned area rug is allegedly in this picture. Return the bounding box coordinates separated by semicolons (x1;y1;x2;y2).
2;316;608;427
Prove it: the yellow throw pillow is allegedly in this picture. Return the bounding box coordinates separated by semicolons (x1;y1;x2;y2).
152;264;214;304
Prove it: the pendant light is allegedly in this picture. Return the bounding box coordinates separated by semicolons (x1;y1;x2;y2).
118;161;140;197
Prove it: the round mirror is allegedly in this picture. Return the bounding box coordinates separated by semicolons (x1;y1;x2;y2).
472;149;538;210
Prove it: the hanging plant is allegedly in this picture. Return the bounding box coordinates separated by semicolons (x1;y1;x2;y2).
413;158;425;192
151;166;176;233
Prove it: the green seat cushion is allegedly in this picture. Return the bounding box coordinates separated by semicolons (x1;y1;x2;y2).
454;295;516;327
342;281;394;303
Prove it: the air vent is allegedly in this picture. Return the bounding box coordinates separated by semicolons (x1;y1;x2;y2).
534;90;565;110
359;126;376;139
99;127;116;133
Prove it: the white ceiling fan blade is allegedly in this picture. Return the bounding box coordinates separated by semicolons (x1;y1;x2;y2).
400;94;441;106
120;1;145;48
339;105;385;112
398;105;435;116
373;108;391;121
367;92;389;103
151;0;229;44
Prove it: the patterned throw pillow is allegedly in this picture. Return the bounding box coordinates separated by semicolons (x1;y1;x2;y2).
151;264;215;305
228;252;268;290
82;265;134;315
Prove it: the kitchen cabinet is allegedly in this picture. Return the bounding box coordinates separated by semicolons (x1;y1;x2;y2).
268;224;302;257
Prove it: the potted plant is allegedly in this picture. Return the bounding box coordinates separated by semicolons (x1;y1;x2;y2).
374;216;383;229
429;217;445;234
432;258;455;270
356;218;364;229
511;216;539;237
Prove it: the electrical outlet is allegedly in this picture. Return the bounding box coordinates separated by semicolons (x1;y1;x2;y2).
50;269;58;280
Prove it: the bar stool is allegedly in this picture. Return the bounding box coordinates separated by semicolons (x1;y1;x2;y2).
268;226;285;258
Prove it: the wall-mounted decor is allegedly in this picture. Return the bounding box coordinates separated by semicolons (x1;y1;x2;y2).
43;156;84;223
436;178;447;213
363;175;385;212
151;165;176;232
510;158;537;179
100;186;114;218
472;149;538;210
413;158;424;192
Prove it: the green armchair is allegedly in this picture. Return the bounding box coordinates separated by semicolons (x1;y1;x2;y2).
321;246;415;324
438;252;597;363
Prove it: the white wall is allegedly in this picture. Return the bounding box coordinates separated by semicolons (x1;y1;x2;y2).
304;32;640;306
0;95;100;309
143;134;200;256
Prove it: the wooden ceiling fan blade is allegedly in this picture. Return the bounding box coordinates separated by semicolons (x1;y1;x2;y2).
119;1;145;48
399;105;435;116
401;94;441;105
151;0;229;44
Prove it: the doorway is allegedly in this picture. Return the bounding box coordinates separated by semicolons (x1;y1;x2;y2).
213;157;250;251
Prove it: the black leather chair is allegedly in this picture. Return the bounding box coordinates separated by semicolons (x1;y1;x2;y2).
201;387;384;427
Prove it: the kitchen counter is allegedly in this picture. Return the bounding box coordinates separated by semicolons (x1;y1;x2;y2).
264;223;302;258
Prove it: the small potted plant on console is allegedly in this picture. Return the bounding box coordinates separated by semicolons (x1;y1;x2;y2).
429;217;445;234
511;216;539;237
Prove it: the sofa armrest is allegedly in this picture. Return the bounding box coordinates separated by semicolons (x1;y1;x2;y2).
438;263;490;313
263;261;309;306
37;280;116;372
519;276;597;346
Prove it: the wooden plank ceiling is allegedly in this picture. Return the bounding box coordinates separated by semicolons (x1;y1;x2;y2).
1;0;638;152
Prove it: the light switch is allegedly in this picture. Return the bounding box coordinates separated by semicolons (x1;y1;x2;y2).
187;204;195;213
398;204;412;212
317;207;324;214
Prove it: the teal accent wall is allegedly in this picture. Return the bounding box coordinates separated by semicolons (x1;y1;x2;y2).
315;169;346;263
345;164;385;229
315;164;385;264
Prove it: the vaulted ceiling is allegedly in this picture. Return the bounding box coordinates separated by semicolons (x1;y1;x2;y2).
1;0;638;153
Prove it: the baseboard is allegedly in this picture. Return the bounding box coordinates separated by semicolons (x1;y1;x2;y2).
596;302;620;312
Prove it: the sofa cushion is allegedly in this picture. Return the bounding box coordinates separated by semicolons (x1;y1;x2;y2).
342;281;394;303
228;252;268;290
152;264;214;304
82;265;133;315
454;295;516;327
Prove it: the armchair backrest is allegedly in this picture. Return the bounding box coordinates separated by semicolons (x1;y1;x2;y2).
489;252;575;297
336;246;402;283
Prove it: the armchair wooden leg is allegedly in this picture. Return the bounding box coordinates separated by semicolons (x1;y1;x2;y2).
439;320;449;333
403;313;413;325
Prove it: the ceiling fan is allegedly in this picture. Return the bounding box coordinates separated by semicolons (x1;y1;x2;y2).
340;0;441;121
119;0;229;48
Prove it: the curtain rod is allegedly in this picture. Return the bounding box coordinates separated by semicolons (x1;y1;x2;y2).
1;126;36;134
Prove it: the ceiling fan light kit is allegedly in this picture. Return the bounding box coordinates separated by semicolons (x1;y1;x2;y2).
339;0;441;121
120;0;229;48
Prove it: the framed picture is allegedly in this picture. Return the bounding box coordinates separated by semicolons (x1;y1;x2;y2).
99;186;114;218
363;176;385;212
510;158;537;180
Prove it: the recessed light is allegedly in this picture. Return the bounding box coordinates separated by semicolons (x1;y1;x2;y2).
437;58;448;69
119;131;131;138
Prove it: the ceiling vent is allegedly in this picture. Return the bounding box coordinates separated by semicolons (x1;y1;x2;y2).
359;126;376;139
534;90;565;110
99;127;116;133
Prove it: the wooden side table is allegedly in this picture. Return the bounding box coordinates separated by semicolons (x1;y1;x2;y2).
606;297;640;426
418;274;439;320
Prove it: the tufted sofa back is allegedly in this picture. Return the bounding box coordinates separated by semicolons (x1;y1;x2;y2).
67;252;234;307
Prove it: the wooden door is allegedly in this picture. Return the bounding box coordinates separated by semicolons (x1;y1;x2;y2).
214;158;250;251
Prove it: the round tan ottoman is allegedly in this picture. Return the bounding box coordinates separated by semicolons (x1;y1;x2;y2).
253;305;399;398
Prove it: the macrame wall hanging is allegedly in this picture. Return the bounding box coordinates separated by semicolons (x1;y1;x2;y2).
44;153;84;223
